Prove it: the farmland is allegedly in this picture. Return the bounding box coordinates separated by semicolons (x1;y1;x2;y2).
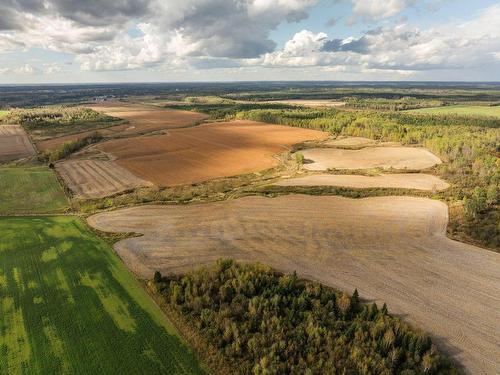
56;159;151;199
36;104;208;152
97;120;327;186
4;106;124;141
274;173;450;191
299;146;442;171
0;167;67;214
87;195;500;374
0;82;498;374
0;216;204;374
0;110;8;118
407;105;500;117
0;124;35;163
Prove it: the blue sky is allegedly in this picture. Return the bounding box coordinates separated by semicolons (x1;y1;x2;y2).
0;0;499;83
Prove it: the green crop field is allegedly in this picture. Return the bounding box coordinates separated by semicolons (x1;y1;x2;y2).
0;216;204;374
0;110;8;118
407;105;500;117
0;167;68;214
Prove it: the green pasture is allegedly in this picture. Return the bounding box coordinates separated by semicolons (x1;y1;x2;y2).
407;105;500;117
0;216;204;374
0;167;68;214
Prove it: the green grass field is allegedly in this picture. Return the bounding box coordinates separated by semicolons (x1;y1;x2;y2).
0;216;204;374
0;110;8;118
0;167;68;214
407;105;500;117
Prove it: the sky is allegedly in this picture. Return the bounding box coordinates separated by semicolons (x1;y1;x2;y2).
0;0;499;83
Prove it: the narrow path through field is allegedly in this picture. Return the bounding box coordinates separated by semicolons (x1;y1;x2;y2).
88;195;500;375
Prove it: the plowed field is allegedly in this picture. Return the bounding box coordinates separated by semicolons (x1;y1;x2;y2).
36;104;207;152
0;125;35;162
301;146;442;170
274;173;449;191
88;195;500;374
56;160;150;199
97;120;328;186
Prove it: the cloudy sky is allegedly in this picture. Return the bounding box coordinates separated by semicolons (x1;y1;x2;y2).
1;0;499;83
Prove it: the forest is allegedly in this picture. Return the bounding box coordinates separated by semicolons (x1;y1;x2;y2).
151;259;457;375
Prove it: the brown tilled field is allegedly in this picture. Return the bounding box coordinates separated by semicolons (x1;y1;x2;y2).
36;104;207;151
301;146;442;170
56;159;150;199
0;124;35;162
87;195;500;374
274;173;450;191
96;120;328;186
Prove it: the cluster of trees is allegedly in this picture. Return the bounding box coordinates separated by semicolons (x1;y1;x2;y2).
41;133;103;162
2;106;113;129
236;108;499;249
166;101;294;120
344;97;444;111
153;260;456;375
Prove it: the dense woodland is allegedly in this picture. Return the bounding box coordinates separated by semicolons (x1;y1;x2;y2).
343;97;444;111
233;108;499;249
152;260;457;375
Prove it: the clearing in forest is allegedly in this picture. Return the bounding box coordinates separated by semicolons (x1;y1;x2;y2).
87;195;500;375
97;120;328;186
300;146;442;171
274;173;449;191
407;104;500;118
0;216;204;374
0;167;67;214
56;159;151;199
0;125;35;163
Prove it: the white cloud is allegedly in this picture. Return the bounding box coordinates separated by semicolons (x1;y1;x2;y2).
255;4;500;74
0;64;39;75
350;0;413;22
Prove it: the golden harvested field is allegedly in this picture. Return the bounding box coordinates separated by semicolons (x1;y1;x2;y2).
87;195;500;374
0;124;35;162
301;146;442;170
274;173;450;191
36;104;207;151
325;136;378;148
56;159;151;199
97;120;328;186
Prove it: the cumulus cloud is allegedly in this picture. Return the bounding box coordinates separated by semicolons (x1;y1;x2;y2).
0;0;499;79
256;4;500;74
349;0;414;23
0;0;318;71
0;64;39;75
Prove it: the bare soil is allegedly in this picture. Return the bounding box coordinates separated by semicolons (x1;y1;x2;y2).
87;195;500;375
274;173;450;191
0;124;35;162
301;146;442;171
56;159;151;199
36;104;208;151
97;120;328;186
